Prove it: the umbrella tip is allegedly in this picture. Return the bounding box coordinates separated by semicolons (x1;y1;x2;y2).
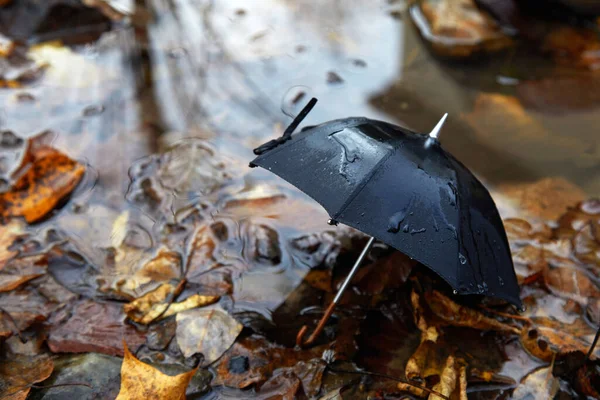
428;113;448;140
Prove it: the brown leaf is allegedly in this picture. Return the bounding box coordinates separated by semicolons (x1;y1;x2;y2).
213;335;326;390
520;323;599;362
175;306;242;364
495;178;586;221
124;282;219;324
543;264;599;305
424;291;520;334
355;251;415;295
429;355;458;400
303;269;333;293
0;146;85;223
255;370;301;400
0;254;47;292
542;26;600;69
511;366;559;400
412;0;512;58
0;354;53;400
116;341;197;400
48;300;146;357
0;289;54;339
0;219;23;268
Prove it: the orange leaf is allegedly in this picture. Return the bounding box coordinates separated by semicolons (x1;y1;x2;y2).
116;341;197;400
0;146;84;223
0;354;54;400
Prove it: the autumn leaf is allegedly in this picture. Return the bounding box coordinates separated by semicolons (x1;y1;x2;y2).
520;323;599;362
0;146;85;223
0;254;47;292
0;219;24;268
175;306;243;364
124;282;219;324
428;355;467;400
0;354;54;400
116;341;197;400
424;290;520;334
511;366;559;400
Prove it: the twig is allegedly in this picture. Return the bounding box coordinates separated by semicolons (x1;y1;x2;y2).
326;366;449;400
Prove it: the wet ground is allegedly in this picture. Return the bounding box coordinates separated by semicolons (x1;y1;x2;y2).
1;0;600;399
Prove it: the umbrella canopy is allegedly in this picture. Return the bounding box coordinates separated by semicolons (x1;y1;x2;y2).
250;100;522;309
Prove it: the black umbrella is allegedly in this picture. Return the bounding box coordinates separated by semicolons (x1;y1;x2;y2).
249;98;523;346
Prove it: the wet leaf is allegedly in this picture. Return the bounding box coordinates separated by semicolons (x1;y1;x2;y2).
411;0;512;58
0;289;55;339
0;254;46;292
48;300;147;357
520;323;599;362
428;355;466;400
0;146;85;223
0;219;23;268
124;282;220;324
511;366;559;400
424;291;520;334
543;264;599;306
116;341;197;400
175;306;243;364
0;354;54;400
542;26;600;69
255;370;301;400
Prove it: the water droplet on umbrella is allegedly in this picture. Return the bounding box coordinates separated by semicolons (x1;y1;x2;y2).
453;290;458;294
402;224;410;233
410;228;426;235
498;277;504;286
477;284;484;294
458;253;467;264
387;209;407;233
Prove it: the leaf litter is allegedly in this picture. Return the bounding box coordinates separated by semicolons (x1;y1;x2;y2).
0;1;600;399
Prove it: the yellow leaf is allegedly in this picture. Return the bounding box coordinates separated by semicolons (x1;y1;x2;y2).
124;283;219;324
116;341;197;400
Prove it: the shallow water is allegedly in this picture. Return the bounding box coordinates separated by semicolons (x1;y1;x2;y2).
2;0;600;398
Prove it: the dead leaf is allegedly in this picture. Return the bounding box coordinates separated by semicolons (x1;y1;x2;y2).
520;324;599;362
124;282;219;324
542;26;600;69
495;178;586;221
412;0;512;58
303;269;333;293
175;306;243;364
48;300;147;357
116;341;197;400
543;265;599;306
511;366;559;400
0;354;54;400
429;355;458;400
255;370;301;400
0;254;47;292
0;146;85;223
0;219;24;268
424;291;520;334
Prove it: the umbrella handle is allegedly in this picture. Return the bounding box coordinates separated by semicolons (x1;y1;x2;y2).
296;236;375;347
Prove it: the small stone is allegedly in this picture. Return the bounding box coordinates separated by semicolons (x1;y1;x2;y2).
326;71;344;85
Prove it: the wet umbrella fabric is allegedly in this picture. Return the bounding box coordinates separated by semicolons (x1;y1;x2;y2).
249;99;522;343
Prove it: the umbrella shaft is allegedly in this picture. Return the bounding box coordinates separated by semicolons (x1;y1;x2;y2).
333;236;375;304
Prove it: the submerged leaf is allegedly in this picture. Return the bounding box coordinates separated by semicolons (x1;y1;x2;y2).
511;366;559;400
124;282;219;324
116;341;197;400
0;146;85;223
0;354;54;400
176;306;243;364
0;254;46;292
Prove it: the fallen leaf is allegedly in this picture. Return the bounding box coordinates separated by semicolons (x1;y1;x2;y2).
0;254;46;292
411;0;512;58
213;335;326;390
520;323;599;362
511;366;559;400
116;341;197;400
429;355;458;400
255;370;301;400
495;178;586;221
542;26;600;69
543;264;599;306
0;354;54;400
0;289;55;339
0;146;85;223
517;77;600;114
0;219;24;268
176;306;243;364
318;388;343;400
48;300;147;357
424;291;520;334
124;282;219;324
